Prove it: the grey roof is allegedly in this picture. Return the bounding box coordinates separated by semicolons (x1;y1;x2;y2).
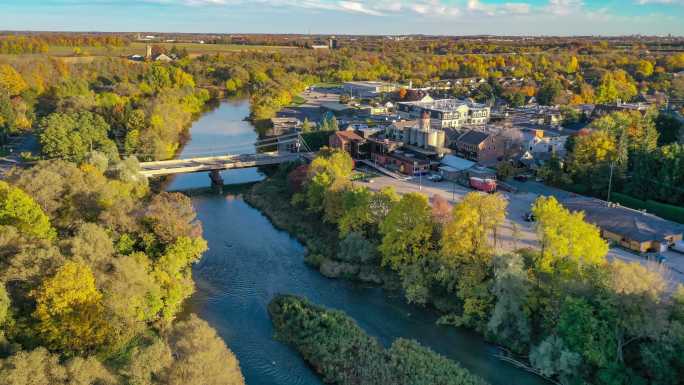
561;198;684;243
441;155;476;171
457;130;490;146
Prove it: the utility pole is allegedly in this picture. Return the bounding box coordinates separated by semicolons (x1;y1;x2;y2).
414;161;421;191
607;161;614;204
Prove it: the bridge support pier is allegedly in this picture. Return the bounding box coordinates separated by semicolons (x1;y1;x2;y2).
209;170;224;186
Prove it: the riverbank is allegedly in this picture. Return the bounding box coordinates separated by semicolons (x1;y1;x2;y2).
169;99;549;385
244;169;393;285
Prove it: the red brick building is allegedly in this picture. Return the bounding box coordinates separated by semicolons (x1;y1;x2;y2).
453;130;503;164
329;130;366;159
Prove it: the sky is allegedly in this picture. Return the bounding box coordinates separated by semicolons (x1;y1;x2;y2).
1;0;683;36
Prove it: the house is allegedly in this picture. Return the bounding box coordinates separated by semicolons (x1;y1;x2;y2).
453;130;503;164
521;127;568;158
153;53;173;62
343;81;398;98
329;130;366;159
562;198;684;253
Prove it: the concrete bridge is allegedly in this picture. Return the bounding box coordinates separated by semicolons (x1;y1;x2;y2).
139;151;309;177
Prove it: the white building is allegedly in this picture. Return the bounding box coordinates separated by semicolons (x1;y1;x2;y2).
396;98;490;129
343;81;399;98
521;127;568;158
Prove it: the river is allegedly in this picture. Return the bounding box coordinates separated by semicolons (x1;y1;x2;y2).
167;99;547;385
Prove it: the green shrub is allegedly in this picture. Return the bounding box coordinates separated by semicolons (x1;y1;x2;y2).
268;295;489;385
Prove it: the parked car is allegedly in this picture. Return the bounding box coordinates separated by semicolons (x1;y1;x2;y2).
670;240;684;254
514;175;529;182
428;174;443;182
523;212;536;222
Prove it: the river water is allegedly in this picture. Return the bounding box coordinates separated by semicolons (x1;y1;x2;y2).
167;99;547;385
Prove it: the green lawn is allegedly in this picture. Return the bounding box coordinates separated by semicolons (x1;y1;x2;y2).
289;95;307;106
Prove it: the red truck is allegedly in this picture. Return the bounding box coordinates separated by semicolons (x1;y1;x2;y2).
469;176;497;193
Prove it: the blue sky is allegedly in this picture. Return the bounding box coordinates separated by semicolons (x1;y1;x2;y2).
1;0;682;36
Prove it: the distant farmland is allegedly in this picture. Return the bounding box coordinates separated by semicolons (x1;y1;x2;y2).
45;41;301;57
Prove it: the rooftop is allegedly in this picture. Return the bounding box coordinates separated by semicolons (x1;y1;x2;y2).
333;130;365;142
398;98;487;113
456;130;490;146
562;198;684;243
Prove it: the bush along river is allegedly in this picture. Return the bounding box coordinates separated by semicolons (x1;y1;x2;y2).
167;99;548;385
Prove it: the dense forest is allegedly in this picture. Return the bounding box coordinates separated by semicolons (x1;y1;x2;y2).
0;160;244;384
247;151;684;385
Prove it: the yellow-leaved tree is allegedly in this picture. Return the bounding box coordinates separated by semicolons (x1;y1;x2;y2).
532;196;608;277
33;261;111;353
0;64;28;96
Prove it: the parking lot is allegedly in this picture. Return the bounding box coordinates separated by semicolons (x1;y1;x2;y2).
276;86;342;123
357;175;684;288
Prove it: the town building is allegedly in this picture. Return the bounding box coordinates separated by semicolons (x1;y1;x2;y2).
385;112;446;152
438;155;476;181
343;81;399;98
521;127;568;158
396;99;490;129
453;130;503;164
562;198;684;253
329;130;366;159
371;149;429;176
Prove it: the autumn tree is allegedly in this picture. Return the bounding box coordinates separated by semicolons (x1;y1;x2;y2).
162;314;245;385
304;149;353;213
531;196;608;278
379;193;433;271
439;192;507;330
144;192;202;244
0;181;55;240
0;64;28;96
33;261;111;353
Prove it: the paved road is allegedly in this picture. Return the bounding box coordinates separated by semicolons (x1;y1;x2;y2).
356;175;684;288
0;134;39;175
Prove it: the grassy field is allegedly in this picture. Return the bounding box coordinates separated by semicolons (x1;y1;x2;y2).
289;95;307;106
44;41;300;57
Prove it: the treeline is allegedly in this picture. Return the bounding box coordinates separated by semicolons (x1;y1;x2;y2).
185;45;684;125
0;160;244;384
539;110;684;207
0;34;129;54
250;151;684;385
268;295;488;385
0;56;211;160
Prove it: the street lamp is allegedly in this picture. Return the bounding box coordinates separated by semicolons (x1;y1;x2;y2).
414;160;422;191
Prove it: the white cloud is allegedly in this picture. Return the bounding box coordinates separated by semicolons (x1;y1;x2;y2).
544;0;584;15
636;0;684;4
